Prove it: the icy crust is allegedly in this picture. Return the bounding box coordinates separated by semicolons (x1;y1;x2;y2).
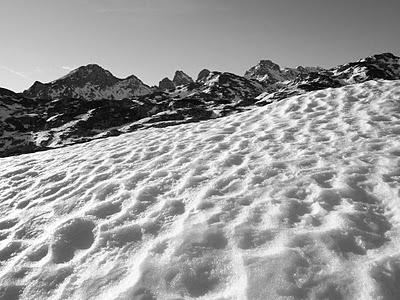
0;80;400;299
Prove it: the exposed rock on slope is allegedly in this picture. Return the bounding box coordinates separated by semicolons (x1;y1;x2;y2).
255;53;400;104
23;64;152;100
0;71;264;157
332;52;400;83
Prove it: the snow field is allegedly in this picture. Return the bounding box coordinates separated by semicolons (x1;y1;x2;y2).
0;80;400;299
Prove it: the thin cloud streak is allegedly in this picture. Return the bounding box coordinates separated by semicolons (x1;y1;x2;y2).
61;66;74;71
0;65;28;79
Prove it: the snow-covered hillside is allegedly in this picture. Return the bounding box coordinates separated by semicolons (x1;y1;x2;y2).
0;80;400;299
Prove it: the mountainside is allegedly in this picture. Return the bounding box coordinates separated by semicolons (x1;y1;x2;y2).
1;80;399;299
1;53;399;157
0;71;263;157
23;64;152;100
255;53;400;105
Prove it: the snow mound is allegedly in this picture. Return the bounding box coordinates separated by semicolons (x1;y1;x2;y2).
1;80;400;299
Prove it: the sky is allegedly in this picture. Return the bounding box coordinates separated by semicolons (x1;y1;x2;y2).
1;0;399;92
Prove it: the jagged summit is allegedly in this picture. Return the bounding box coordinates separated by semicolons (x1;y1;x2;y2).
52;64;117;87
159;77;175;91
23;64;152;100
197;69;211;82
158;70;194;90
173;70;193;86
245;59;324;83
258;59;281;71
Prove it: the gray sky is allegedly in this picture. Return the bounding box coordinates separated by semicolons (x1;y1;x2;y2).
1;0;399;92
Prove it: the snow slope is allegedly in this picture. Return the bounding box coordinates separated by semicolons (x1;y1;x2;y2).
0;80;400;299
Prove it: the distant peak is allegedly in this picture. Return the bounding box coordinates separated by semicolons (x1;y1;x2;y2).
174;70;186;76
370;52;398;59
159;77;175;91
257;59;281;70
124;74;140;81
74;64;112;74
173;70;193;86
197;69;211;82
361;52;399;63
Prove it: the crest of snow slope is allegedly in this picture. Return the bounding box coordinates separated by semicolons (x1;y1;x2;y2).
0;80;400;299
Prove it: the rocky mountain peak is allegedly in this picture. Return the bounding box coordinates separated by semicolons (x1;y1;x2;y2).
159;77;175;91
244;59;285;83
196;69;211;82
258;60;281;71
57;64;117;87
22;64;151;100
173;71;194;86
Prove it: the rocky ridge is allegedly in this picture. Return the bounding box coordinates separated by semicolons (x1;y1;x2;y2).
23;64;152;100
1;52;399;157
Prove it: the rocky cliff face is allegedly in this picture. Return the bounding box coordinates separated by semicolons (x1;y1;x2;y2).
23;64;152;100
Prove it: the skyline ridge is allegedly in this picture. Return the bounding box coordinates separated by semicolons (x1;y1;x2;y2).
1;0;399;92
5;51;399;94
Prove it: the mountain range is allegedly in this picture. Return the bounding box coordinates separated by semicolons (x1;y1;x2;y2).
0;52;399;157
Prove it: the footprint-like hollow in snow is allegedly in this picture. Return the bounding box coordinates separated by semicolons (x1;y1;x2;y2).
311;171;336;188
0;241;25;263
100;224;142;247
50;218;95;263
0;218;19;230
85;201;122;219
0;285;23;300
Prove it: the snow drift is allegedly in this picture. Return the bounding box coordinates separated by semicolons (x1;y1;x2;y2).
0;80;400;299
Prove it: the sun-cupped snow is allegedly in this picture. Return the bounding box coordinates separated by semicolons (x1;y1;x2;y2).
0;80;400;299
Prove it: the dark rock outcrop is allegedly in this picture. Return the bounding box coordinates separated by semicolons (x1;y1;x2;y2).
158;77;175;91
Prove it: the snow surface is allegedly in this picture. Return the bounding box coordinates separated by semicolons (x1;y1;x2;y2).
1;80;400;299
